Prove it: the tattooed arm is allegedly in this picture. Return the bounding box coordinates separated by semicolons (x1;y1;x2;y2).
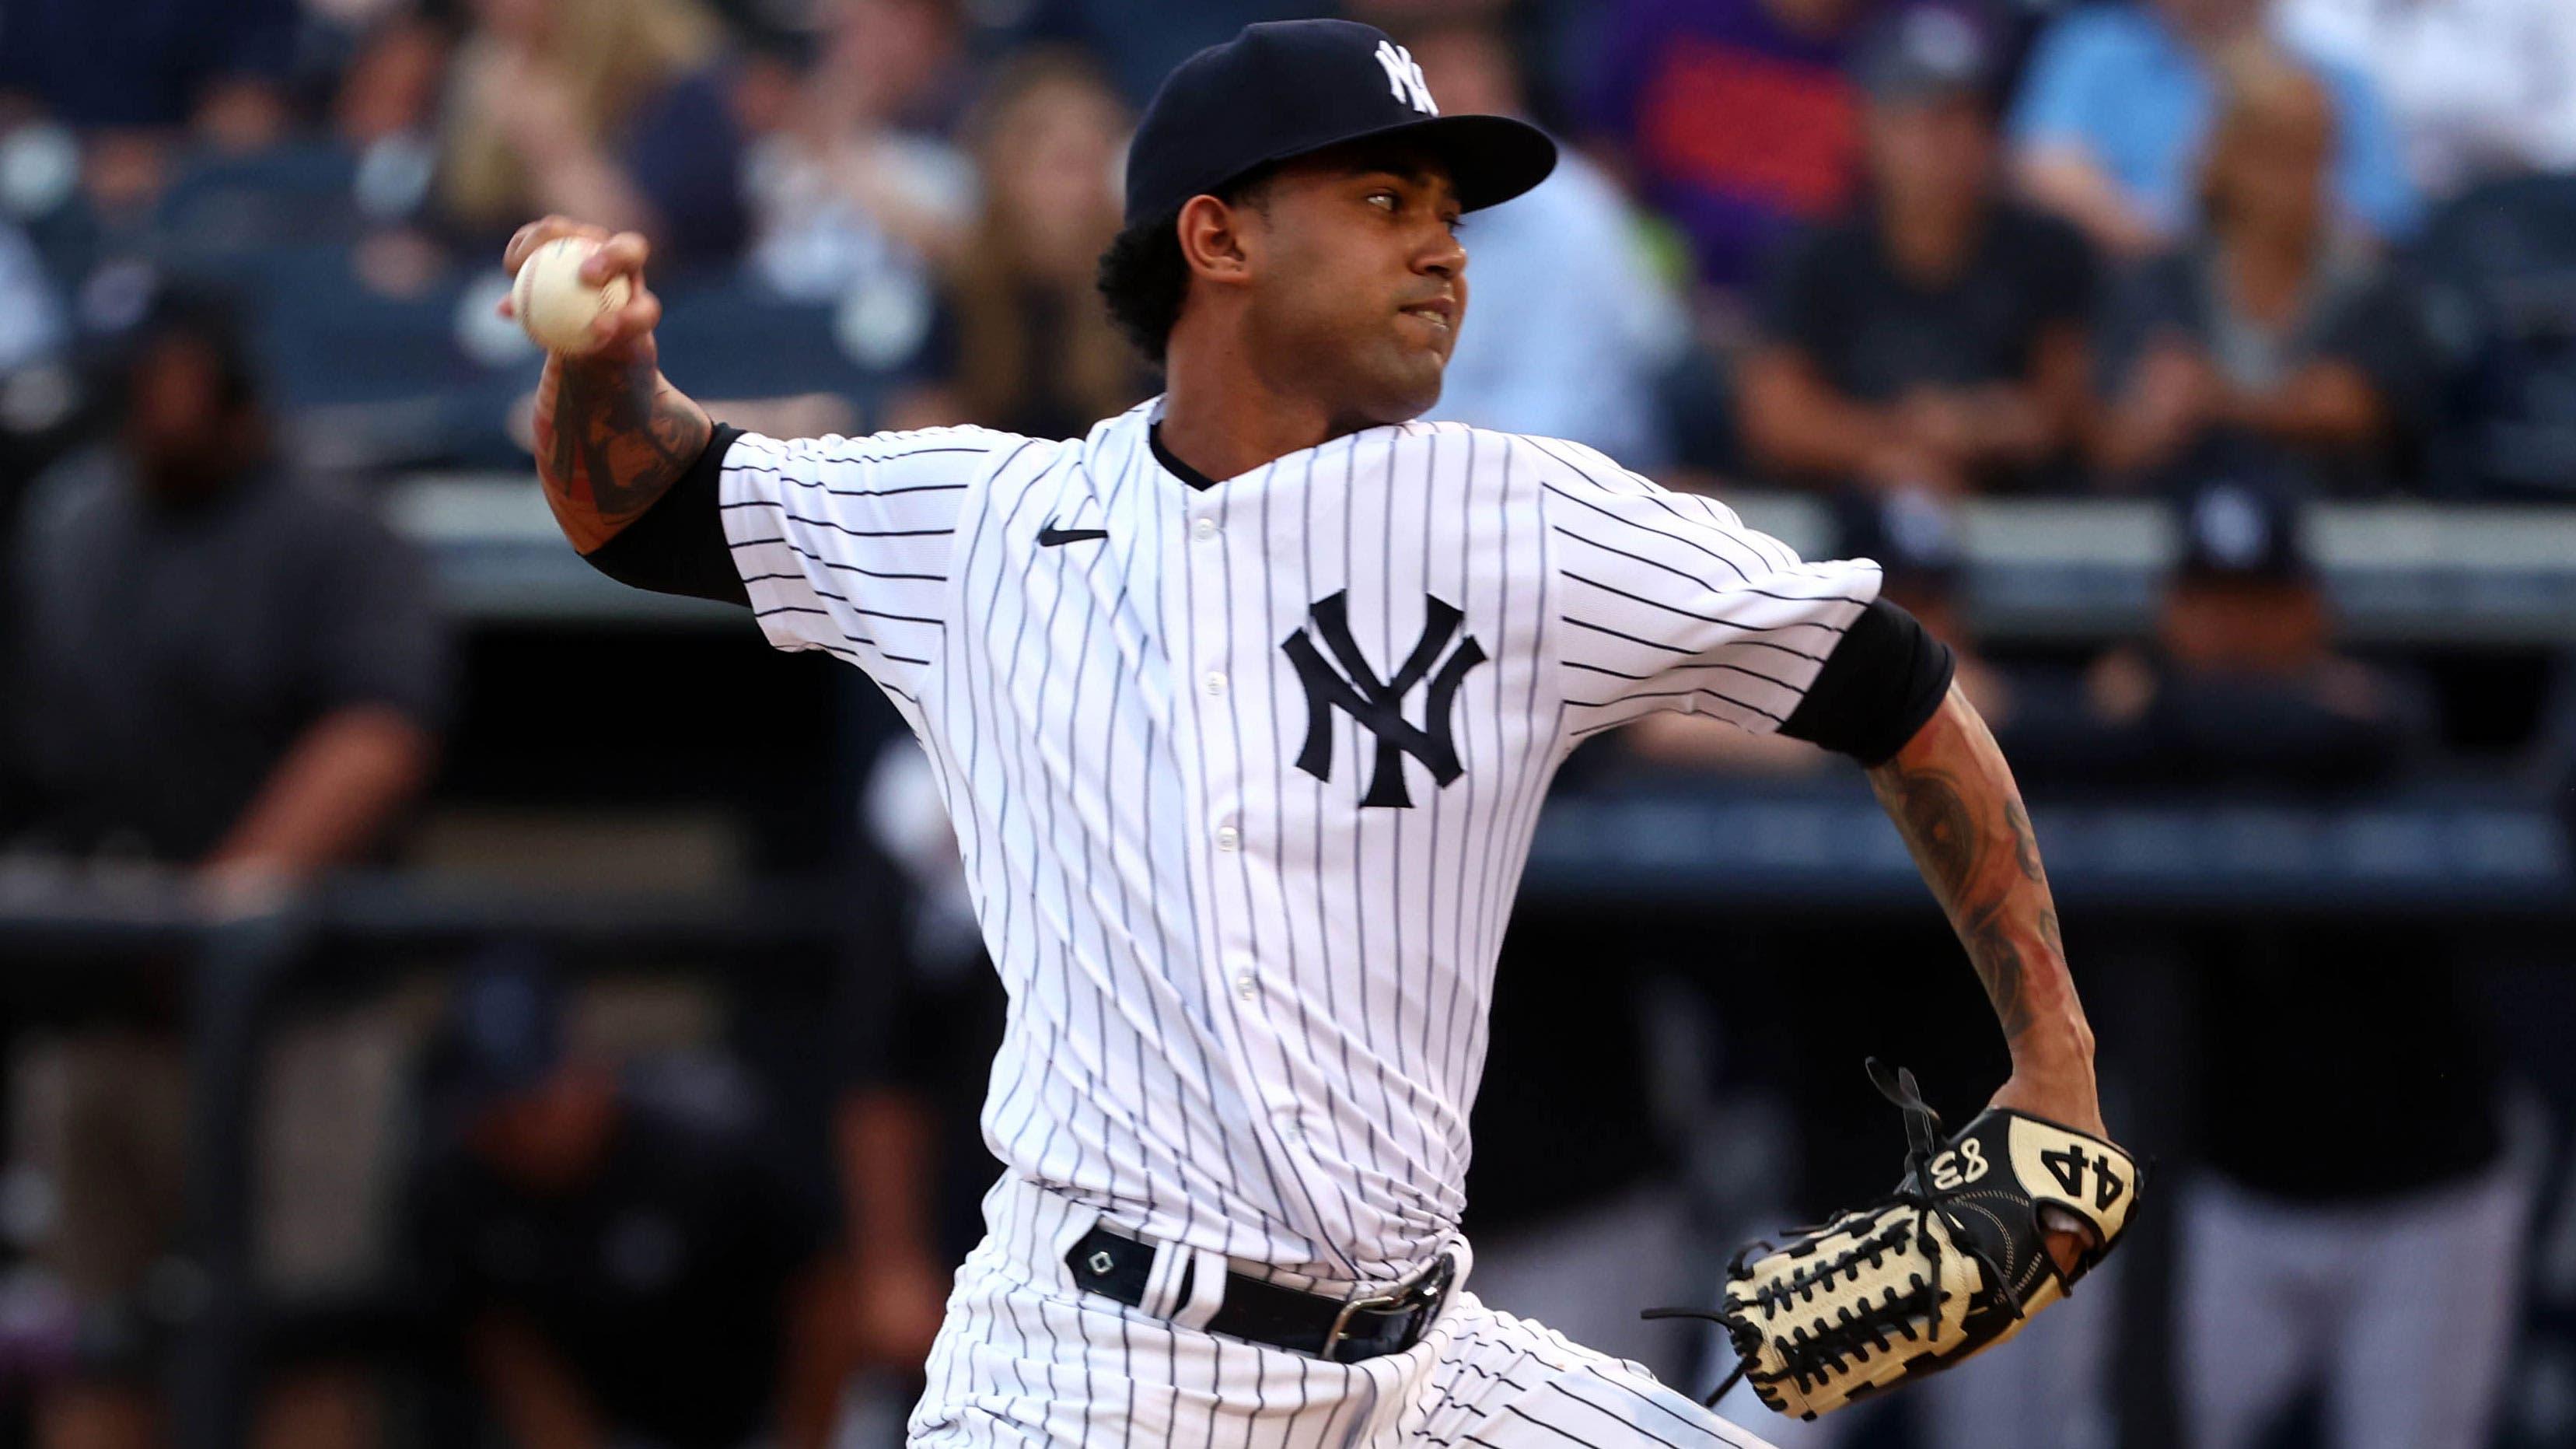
1870;682;2102;1132
501;219;713;554
1872;683;2105;1272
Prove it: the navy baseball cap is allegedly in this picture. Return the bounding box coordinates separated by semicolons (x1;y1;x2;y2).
2174;479;2309;583
1835;488;1966;595
1855;5;2001;107
431;944;570;1111
1123;19;1558;226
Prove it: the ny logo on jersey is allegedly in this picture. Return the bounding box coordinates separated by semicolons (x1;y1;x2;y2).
1372;40;1438;116
1281;591;1485;809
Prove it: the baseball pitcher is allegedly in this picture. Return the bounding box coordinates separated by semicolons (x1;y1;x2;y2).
507;20;2134;1446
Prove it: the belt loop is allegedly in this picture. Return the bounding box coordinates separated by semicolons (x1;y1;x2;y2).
1170;1247;1228;1332
1139;1236;1190;1318
1040;1186;1103;1293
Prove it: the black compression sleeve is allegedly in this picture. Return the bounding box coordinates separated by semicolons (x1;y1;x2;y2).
578;422;750;607
1777;597;1957;765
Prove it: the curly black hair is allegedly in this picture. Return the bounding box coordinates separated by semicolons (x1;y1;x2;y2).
1095;175;1273;366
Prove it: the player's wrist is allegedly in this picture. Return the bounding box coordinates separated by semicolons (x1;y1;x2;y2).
2003;1017;2097;1085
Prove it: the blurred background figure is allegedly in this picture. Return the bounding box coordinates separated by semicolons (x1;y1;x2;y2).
2009;0;2419;257
1578;0;1879;325
1405;16;1686;464
745;0;980;306
2093;44;2432;499
892;49;1147;436
4;280;447;1449
8;278;446;910
2278;0;2576;200
437;0;748;269
1737;3;2099;499
409;950;849;1449
2103;481;2528;1449
2085;479;2428;784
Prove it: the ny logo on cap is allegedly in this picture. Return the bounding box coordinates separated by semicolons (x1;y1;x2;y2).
1282;591;1484;809
1374;40;1438;116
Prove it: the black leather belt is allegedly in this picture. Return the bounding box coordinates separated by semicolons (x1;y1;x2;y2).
1065;1225;1456;1362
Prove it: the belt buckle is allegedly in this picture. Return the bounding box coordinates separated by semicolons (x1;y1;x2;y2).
1410;1250;1459;1335
1319;1251;1457;1363
1319;1286;1404;1363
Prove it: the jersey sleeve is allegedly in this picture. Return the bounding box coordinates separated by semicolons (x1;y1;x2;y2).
1529;437;1883;744
719;425;1019;700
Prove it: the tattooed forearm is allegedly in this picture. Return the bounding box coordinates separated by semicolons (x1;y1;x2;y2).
532;350;711;554
1868;684;2091;1068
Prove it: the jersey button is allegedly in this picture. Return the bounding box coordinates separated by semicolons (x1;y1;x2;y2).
1192;516;1218;541
1235;970;1257;1002
1215;825;1240;852
1204;671;1227;697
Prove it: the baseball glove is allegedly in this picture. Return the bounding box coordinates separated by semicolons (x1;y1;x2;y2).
1649;1059;2140;1420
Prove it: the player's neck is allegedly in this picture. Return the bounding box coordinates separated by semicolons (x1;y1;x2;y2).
1157;334;1376;484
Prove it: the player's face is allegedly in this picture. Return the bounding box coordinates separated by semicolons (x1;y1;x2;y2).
1239;146;1468;427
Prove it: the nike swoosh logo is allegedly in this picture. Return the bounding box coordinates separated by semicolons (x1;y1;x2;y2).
1037;523;1110;547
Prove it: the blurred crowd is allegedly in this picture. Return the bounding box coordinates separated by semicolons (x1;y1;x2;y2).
1;2;2574;1449
0;0;2562;493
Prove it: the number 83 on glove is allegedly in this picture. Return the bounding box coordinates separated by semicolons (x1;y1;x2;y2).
1650;1060;2142;1421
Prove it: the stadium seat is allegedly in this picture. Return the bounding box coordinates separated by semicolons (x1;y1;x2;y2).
155;142;368;265
247;245;542;469
650;275;904;412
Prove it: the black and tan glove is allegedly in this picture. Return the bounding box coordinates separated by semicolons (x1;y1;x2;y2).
1652;1060;2141;1420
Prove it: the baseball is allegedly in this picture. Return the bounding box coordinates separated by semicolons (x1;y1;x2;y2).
511;236;631;355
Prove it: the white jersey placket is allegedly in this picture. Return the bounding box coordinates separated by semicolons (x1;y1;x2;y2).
1165;457;1358;1277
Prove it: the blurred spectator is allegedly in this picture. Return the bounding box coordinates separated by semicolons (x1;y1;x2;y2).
4;281;446;1449
438;0;749;269
1738;5;2098;498
2080;481;2524;1449
411;954;849;1449
897;50;1148;438
746;0;980;304
2281;0;2576;198
2094;45;2432;499
9;281;446;884
334;8;456;150
328;9;460;297
2085;478;2428;782
1407;20;1686;465
0;0;296;143
2009;0;2420;257
1580;0;1879;313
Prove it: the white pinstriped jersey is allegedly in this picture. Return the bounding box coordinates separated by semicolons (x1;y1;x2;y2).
720;397;1881;1289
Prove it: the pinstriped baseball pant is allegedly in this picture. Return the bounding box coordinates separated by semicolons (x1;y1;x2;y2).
910;1175;1779;1448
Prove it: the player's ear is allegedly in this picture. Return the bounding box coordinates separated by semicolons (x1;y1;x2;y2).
1176;193;1257;287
